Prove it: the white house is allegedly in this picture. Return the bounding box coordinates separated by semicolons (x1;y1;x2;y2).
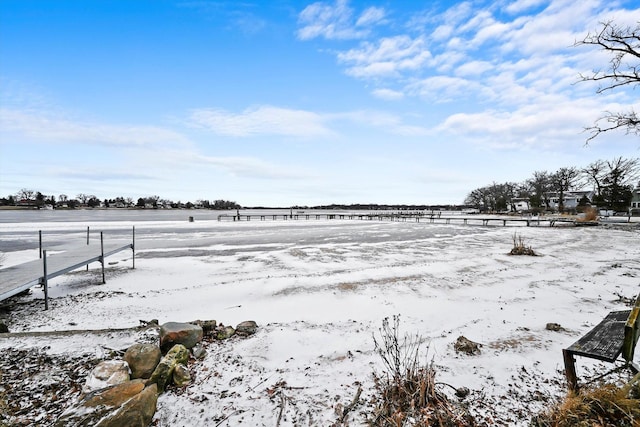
510;198;530;212
545;190;594;211
630;182;640;215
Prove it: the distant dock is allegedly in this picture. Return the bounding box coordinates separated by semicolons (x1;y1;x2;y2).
0;228;135;310
217;212;577;227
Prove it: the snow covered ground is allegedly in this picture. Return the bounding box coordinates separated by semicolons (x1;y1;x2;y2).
1;214;639;425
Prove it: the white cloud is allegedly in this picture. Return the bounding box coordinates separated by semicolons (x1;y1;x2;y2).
371;88;405;100
406;76;487;102
455;60;495;77
297;0;367;40
436;98;606;148
0;108;189;147
356;6;386;27
338;35;431;78
188;105;334;138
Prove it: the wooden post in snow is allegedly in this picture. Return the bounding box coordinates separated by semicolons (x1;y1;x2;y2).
42;250;49;311
100;232;105;284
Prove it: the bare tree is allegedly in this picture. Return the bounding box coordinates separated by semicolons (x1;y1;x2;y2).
527;171;553;209
577;21;640;142
76;193;90;204
582;160;607;198
601;157;640;211
550;167;582;213
17;188;35;201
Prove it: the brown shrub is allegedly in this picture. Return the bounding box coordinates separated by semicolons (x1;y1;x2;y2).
367;316;476;426
509;233;537;256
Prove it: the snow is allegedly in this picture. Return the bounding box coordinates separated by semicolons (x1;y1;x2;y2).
1;214;639;425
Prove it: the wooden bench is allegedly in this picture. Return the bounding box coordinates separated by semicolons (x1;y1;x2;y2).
563;293;640;391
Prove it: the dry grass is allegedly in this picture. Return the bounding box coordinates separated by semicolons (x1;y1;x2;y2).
367;316;476;426
532;376;640;427
509;233;537;256
576;207;599;223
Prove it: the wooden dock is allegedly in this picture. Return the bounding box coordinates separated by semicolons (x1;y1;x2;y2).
217;212;577;227
0;229;135;310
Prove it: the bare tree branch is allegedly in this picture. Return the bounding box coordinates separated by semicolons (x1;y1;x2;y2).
576;21;640;143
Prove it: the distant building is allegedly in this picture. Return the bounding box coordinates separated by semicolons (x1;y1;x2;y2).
630;182;640;216
545;190;594;212
510;198;530;212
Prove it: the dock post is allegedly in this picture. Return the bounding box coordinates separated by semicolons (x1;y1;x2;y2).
132;226;136;269
86;226;90;271
39;230;42;259
42;250;49;310
100;232;105;284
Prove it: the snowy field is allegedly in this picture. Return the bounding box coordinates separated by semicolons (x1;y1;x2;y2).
1;212;639;425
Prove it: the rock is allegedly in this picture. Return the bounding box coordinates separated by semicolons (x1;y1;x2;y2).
191;319;217;335
192;343;207;359
545;322;564;332
124;343;162;379
99;383;157;427
82;360;130;395
215;325;235;340
159;321;203;352
454;336;481;355
0;321;8;333
235;320;258;336
172;364;191;387
56;379;157;427
455;387;470;398
146;344;189;393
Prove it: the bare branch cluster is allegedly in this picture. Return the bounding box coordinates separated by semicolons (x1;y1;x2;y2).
577;21;640;142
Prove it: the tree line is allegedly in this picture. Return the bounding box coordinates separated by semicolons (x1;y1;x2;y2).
464;157;640;213
0;190;240;210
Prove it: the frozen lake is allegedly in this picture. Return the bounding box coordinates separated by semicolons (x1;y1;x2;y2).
1;212;639;425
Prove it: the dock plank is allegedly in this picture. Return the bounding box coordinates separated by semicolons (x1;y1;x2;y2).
0;242;133;303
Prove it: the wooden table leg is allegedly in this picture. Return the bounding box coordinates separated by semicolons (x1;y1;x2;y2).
563;349;578;391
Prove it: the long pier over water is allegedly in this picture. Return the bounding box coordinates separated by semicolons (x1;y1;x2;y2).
217;212;579;227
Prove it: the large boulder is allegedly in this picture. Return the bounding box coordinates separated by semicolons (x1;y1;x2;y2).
236;320;258;336
82;360;130;395
146;344;189;393
159;322;203;352
55;380;157;427
124;343;162;379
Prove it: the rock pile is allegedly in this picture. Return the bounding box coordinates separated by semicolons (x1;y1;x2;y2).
54;319;257;426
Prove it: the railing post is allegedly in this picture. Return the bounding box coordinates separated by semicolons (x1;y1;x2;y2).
39;230;42;259
42;250;49;310
100;232;105;284
86;226;90;271
132;226;136;269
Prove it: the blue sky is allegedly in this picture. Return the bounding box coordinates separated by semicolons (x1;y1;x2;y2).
1;0;639;206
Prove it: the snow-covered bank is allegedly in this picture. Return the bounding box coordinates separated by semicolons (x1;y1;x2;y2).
1;219;639;425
